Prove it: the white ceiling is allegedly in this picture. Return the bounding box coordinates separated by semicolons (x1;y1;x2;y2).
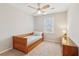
10;3;71;15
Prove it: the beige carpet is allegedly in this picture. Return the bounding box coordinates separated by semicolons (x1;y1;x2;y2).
0;41;62;56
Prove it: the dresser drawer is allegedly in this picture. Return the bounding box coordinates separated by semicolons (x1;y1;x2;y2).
63;45;78;56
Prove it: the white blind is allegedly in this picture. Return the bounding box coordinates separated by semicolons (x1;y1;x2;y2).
43;15;54;33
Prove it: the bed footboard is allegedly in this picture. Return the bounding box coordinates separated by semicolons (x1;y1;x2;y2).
13;36;28;53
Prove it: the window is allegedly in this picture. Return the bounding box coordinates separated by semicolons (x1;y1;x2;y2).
43;15;54;33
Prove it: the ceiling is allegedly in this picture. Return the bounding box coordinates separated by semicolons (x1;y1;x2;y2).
10;3;71;15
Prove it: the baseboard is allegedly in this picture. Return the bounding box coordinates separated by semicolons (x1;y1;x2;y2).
45;40;60;43
0;48;12;54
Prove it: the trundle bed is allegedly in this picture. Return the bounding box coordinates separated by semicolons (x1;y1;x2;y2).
13;32;44;53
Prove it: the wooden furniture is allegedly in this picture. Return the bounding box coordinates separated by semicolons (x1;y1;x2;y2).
62;36;78;56
13;32;44;53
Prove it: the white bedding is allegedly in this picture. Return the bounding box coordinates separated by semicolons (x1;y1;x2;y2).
25;36;42;45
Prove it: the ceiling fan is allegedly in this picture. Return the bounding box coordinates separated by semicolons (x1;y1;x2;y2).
27;3;54;14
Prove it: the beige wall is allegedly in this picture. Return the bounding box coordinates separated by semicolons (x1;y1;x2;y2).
34;12;67;42
0;4;34;53
67;4;79;47
34;16;44;31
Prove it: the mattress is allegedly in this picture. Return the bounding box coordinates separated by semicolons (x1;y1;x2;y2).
25;36;42;45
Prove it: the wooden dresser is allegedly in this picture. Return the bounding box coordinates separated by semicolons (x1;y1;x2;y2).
62;37;78;56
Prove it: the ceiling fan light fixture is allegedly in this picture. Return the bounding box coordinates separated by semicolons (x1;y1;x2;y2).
37;10;42;14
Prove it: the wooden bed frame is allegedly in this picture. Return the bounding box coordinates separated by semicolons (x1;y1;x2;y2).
13;32;44;53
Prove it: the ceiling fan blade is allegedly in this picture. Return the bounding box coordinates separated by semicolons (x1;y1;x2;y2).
27;5;37;9
41;5;50;9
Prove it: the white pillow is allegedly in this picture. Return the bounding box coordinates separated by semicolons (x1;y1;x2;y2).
33;32;42;36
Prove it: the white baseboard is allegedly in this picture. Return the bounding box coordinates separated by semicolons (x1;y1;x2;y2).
45;40;60;43
0;48;12;54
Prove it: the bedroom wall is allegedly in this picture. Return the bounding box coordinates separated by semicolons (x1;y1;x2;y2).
67;4;79;47
33;12;67;43
0;4;34;53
